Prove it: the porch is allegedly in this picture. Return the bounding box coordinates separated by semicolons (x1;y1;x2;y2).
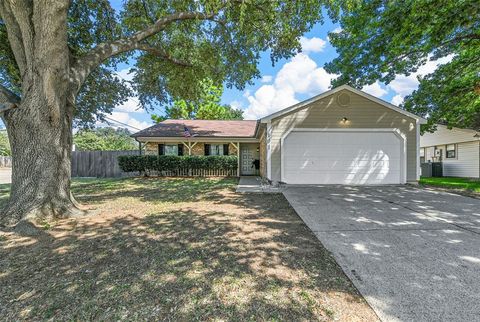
140;140;262;177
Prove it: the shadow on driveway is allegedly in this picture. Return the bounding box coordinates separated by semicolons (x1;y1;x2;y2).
284;185;480;322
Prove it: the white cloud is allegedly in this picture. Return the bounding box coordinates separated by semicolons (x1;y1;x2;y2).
115;97;142;113
388;55;454;98
108;112;151;131
391;95;404;106
362;81;388;98
243;53;337;120
230;100;243;109
300;36;327;53
115;68;135;82
260;75;273;83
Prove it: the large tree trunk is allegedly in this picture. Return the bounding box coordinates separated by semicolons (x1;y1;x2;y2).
0;1;82;226
1;92;82;226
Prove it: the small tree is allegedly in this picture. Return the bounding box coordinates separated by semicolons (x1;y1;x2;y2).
74;127;137;151
152;79;243;121
0;0;325;225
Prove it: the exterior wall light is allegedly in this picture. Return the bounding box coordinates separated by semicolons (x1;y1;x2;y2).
341;117;349;123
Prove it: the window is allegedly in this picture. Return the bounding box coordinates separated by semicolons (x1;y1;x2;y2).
210;144;224;156
446;144;456;158
164;144;178;156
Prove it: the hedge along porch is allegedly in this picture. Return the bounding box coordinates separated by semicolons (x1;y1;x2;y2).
132;120;263;177
118;155;239;177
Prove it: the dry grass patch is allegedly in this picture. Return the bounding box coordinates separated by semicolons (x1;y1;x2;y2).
0;177;377;321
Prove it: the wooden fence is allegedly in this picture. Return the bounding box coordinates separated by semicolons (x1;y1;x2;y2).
71;150;139;178
0;156;12;167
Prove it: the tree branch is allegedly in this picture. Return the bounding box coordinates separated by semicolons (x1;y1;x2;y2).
0;1;31;76
70;10;217;93
135;43;193;67
0;84;20;113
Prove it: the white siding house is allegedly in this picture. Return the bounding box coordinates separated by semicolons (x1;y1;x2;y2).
420;125;480;178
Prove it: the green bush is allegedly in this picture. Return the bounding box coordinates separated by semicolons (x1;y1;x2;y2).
118;155;238;174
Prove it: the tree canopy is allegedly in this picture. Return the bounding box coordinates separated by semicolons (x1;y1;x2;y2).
73;127;137;151
326;0;480;131
151;79;243;122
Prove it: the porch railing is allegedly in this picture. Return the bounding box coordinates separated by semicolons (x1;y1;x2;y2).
145;168;237;177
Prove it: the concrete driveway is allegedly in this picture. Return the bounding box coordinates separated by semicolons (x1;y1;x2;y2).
283;185;480;322
0;167;11;184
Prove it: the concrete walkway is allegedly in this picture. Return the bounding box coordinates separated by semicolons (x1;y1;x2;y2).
283;185;480;322
236;176;283;193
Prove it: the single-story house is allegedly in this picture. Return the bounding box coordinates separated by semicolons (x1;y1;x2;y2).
132;85;426;185
420;125;480;178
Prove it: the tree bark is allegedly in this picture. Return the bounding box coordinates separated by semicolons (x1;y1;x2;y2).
1;90;82;226
0;0;81;226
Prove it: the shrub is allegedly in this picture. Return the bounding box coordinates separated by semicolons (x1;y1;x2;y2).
118;155;238;174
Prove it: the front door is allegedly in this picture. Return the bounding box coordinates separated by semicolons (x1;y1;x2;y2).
241;146;255;175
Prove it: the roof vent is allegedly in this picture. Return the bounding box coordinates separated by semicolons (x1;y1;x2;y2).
337;92;351;107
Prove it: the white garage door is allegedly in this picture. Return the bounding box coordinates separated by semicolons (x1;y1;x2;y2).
282;131;404;185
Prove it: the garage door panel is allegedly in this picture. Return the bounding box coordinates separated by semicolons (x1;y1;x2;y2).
283;131;403;185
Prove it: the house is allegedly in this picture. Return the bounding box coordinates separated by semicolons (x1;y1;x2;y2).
132;85;426;185
420;125;480;178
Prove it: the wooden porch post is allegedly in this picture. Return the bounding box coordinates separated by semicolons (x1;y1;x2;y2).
237;142;240;177
183;141;198;156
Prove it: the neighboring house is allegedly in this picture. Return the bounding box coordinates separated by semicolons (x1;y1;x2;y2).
132;85;426;185
420;125;480;178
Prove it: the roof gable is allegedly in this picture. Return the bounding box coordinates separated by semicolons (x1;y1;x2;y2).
260;85;427;124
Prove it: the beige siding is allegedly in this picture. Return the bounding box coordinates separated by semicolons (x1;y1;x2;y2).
421;125;479;147
444;142;480;177
258;128;267;177
269;90;418;183
425;146;435;162
424;142;480;178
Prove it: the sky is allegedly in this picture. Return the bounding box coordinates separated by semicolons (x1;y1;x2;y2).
0;2;452;132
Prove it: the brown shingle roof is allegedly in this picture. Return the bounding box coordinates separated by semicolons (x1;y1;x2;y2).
132;119;258;138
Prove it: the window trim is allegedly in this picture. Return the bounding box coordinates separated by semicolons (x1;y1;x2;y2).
209;144;224;156
446;144;456;159
164;144;179;156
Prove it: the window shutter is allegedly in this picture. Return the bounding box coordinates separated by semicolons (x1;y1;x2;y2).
178;144;184;156
223;144;229;155
158;144;164;155
204;144;210;156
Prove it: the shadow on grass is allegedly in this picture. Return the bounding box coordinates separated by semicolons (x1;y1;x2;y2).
0;177;375;320
72;177;239;205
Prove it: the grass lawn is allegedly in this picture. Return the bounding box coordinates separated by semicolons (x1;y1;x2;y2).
0;177;376;321
419;176;480;193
